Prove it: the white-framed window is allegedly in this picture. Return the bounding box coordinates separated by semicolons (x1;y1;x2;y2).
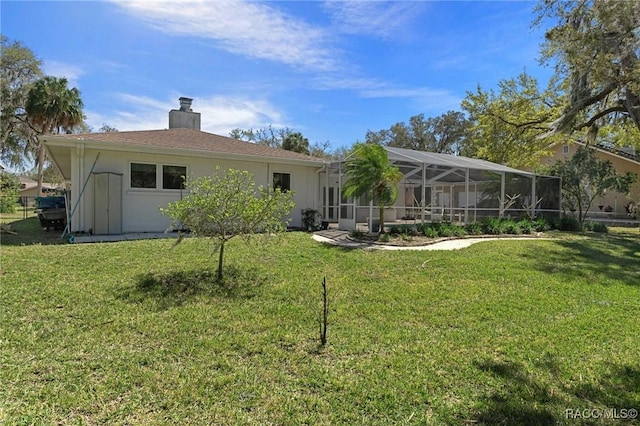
273;172;291;192
131;162;157;188
130;162;187;190
162;165;186;189
562;144;569;155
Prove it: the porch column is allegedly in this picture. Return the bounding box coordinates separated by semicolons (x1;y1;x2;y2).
499;172;506;218
464;168;469;224
421;163;426;224
324;164;329;220
76;143;85;232
531;174;536;218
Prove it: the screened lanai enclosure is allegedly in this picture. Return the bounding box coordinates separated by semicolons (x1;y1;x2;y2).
318;146;561;232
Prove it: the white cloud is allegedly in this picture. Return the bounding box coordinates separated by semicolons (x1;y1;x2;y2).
323;1;426;40
360;85;462;112
43;60;84;88
112;0;339;71
313;74;460;112
84;92;288;135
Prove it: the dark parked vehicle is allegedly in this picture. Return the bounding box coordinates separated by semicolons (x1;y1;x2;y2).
35;196;67;230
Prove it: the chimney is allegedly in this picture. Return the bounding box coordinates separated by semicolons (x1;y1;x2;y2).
169;97;201;130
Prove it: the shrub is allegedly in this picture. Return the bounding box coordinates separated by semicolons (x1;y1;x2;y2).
435;222;455;237
378;233;391;243
400;232;413;242
350;229;365;239
483;217;504;235
388;224;418;236
452;225;467;237
518;220;534;234
387;225;402;236
0;171;19;214
423;226;439;238
502;219;521;235
585;221;608;233
533;217;550;232
559;214;581;231
301;208;321;231
465;222;484;235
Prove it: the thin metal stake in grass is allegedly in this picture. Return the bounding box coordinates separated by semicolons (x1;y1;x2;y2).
320;277;328;346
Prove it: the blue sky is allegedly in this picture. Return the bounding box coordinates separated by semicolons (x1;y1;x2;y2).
2;1;554;151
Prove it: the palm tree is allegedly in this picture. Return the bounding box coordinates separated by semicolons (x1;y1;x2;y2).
25;76;83;196
342;143;403;233
282;132;310;155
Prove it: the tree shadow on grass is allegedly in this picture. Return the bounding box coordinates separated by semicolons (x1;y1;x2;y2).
522;234;640;286
116;265;268;310
472;356;640;425
571;364;640;410
473;358;560;425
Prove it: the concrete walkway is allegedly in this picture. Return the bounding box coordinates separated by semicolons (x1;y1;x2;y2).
70;229;544;249
312;229;546;251
71;232;179;244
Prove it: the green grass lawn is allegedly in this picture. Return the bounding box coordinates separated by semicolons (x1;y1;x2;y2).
1;224;639;425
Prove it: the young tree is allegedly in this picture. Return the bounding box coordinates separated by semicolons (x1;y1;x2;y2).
0;35;43;169
25;76;84;196
548;146;637;225
342;143;403;234
162;168;295;281
536;0;640;135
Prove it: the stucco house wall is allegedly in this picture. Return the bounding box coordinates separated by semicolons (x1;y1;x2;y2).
45;99;325;235
541;143;640;216
61;145;321;234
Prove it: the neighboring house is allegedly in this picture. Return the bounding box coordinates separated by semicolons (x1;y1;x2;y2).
18;177;60;199
540;141;640;218
42;98;325;235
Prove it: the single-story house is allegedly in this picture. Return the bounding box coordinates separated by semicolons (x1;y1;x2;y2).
18;177;60;200
43;98;325;235
540;141;640;218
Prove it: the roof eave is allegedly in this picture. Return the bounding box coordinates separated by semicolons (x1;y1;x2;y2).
42;135;326;168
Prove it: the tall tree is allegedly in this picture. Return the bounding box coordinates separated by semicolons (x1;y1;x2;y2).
536;0;640;137
0;35;43;168
282;132;310;155
25;76;84;196
162;168;295;281
229;125;294;149
461;72;563;169
342;143;403;234
547;145;637;225
98;123;118;133
365;111;471;154
231;126;332;158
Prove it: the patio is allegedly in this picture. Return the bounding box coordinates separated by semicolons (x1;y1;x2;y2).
319;146;562;232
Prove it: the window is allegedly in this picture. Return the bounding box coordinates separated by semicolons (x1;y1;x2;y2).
131;163;156;188
273;172;291;192
163;165;186;189
562;145;569;154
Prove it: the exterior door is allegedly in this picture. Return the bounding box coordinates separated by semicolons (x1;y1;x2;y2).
93;172;122;234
